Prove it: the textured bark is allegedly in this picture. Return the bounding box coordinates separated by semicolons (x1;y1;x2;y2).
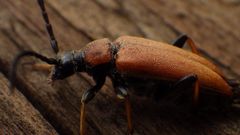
0;0;240;135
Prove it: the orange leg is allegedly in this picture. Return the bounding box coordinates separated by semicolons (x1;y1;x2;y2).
113;86;133;134
80;75;105;135
193;79;200;105
32;63;53;72
125;96;133;135
171;74;200;104
172;34;199;54
187;38;199;54
110;71;133;134
80;102;86;135
22;62;53;72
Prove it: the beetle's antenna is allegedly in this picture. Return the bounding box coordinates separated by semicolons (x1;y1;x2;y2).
37;0;59;54
9;51;57;91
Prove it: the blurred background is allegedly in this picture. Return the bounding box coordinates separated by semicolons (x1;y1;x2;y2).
0;0;240;135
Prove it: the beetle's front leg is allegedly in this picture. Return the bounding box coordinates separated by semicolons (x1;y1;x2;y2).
31;63;53;72
172;34;199;54
110;72;133;135
80;75;106;135
22;62;53;72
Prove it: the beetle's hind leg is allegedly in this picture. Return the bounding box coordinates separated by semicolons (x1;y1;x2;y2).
172;34;199;54
174;74;199;104
110;72;133;135
165;74;199;105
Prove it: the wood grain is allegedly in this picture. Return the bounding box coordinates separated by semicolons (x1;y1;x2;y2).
0;73;57;134
0;0;240;135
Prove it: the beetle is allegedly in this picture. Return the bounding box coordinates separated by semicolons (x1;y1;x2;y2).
8;0;240;135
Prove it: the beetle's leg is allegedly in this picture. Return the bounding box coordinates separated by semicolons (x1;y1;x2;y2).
110;72;133;135
22;61;53;72
171;74;199;104
172;34;199;54
125;95;133;135
80;101;86;135
31;63;53;72
80;75;106;135
24;63;53;84
175;74;199;104
115;86;133;135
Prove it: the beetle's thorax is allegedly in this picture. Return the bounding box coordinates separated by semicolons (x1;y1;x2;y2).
83;38;113;67
82;38;120;73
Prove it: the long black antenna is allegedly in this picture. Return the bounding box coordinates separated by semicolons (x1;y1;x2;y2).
37;0;59;54
9;51;57;90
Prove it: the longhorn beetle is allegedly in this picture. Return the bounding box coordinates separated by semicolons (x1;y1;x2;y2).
9;0;240;135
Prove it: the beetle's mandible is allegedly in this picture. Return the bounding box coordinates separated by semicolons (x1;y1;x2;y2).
8;0;240;135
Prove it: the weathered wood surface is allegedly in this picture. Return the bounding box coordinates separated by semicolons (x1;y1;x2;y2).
0;0;240;135
0;73;57;134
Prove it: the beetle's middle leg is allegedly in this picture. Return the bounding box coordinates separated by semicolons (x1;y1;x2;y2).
172;34;199;54
110;72;133;135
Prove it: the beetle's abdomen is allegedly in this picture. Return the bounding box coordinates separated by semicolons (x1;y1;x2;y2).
115;36;232;96
84;38;112;67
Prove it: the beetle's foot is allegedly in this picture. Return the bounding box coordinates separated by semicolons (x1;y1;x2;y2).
116;87;128;99
81;90;95;103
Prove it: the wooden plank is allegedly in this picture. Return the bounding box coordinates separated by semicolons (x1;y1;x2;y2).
0;0;239;135
0;73;57;134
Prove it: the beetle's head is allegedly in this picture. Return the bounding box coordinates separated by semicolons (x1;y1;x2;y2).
9;50;85;90
50;51;76;81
